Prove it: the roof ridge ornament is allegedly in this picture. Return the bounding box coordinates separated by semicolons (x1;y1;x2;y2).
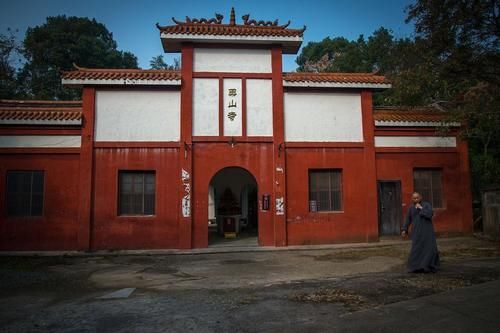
241;13;291;28
160;8;298;30
168;13;224;26
230;7;236;26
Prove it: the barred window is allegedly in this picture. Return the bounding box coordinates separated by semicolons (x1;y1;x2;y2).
118;171;155;215
413;169;443;208
6;171;44;217
309;169;343;212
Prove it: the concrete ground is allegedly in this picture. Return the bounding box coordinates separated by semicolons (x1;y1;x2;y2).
1;237;500;332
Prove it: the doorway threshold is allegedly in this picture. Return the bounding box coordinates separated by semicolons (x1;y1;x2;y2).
208;234;258;248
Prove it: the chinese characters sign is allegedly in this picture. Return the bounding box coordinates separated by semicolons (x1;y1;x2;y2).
223;79;242;136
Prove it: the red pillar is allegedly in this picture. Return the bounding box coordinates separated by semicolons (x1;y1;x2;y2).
178;43;194;249
361;90;379;242
77;87;95;251
271;46;287;246
457;138;473;233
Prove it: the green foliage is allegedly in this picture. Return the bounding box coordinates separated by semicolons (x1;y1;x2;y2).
18;16;138;100
296;0;500;194
471;153;500;196
149;55;180;70
407;0;500;193
296;27;438;106
0;29;23;99
407;0;499;85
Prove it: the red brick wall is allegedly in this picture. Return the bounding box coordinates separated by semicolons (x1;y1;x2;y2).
285;148;379;245
0;153;80;250
376;151;473;234
90;148;180;250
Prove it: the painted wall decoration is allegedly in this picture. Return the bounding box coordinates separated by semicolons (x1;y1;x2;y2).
276;197;284;215
181;168;191;217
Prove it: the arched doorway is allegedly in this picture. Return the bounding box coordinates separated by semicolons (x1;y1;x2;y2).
208;167;258;246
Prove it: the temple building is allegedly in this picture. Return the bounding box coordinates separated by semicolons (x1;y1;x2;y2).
0;9;472;251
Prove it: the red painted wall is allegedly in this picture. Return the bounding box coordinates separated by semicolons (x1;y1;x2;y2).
91;148;180;250
192;142;274;248
376;151;473;234
0;153;80;250
285;148;379;245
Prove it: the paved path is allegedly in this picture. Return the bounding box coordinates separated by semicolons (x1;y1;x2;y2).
331;279;500;333
0;236;477;256
1;237;499;332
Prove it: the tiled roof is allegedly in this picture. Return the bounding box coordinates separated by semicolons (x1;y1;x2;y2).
0;100;82;125
62;67;181;83
283;72;390;85
157;8;305;38
374;106;460;127
158;8;304;53
158;22;305;38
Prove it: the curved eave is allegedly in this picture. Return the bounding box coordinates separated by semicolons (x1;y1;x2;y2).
62;78;182;87
0;119;81;126
283;81;392;89
375;120;461;127
160;32;303;54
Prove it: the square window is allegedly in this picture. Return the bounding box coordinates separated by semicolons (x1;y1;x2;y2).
309;169;343;212
118;171;156;215
6;171;44;217
413;169;443;208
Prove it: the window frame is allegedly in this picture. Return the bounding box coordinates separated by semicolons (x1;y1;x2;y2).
117;170;156;217
308;169;343;213
413;168;444;209
5;170;45;218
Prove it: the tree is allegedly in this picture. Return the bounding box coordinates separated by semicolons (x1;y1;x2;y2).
407;0;500;195
19;16;138;100
295;0;500;198
0;29;23;99
149;55;180;70
295;28;435;105
296;36;368;72
407;0;499;85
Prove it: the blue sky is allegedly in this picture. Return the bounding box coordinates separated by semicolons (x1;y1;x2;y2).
0;0;416;71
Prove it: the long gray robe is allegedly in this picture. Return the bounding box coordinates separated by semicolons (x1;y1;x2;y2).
402;202;440;273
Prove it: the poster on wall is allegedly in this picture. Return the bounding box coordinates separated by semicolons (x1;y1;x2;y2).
181;169;190;217
276;197;284;215
309;200;317;212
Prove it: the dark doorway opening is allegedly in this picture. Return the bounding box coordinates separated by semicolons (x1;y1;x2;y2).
208;167;258;247
378;181;403;236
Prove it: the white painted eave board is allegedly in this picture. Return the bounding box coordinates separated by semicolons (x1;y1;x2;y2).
160;33;303;54
283;81;392;89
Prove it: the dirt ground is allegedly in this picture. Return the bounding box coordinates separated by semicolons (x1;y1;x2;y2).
1;237;499;332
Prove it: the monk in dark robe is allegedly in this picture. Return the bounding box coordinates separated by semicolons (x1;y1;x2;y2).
401;192;440;273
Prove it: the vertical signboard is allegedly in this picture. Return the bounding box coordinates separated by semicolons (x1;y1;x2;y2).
223;79;242;136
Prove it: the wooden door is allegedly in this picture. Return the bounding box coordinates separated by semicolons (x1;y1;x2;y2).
378;181;402;236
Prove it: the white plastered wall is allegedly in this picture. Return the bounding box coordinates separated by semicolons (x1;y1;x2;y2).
374;136;457;147
193;48;272;73
95;90;180;141
0;136;81;148
284;92;363;142
193;79;219;136
246;79;273;136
